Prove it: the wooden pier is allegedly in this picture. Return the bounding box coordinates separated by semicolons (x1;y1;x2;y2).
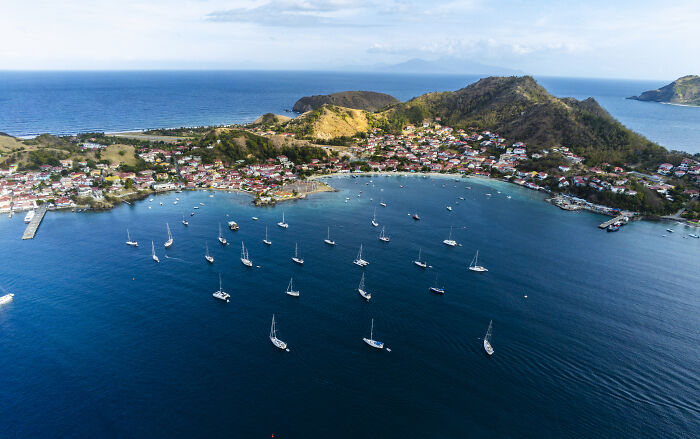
22;204;48;240
599;215;627;229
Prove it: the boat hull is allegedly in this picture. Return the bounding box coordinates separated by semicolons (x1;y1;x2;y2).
363;338;384;349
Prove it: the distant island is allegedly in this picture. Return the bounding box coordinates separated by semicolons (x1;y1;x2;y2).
292;91;399;113
345;57;523;76
628;75;700;106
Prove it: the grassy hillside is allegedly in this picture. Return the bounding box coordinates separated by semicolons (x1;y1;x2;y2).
283;105;372;140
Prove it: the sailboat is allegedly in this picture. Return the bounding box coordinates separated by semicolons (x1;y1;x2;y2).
205;242;214;264
358;273;371;301
291;242;304;265
181;215;188;226
429;274;445;294
362;318;384;349
353;244;369;266
218;223;227;245
263;227;272;246
371;207;379;227
240;242;253;267
285;278;299;297
468;250;488;272
380;198;387;207
414;248;427;268
269;315;288;350
324;227;335;246
483;320;494;356
277;211;289;228
164;223;173;248
212;274;230;302
125;229;138;247
443;226;457;247
378;226;390;242
151;241;159;263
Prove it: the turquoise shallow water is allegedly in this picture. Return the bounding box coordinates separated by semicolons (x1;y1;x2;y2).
0;175;699;438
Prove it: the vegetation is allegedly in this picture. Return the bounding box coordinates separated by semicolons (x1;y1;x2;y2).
293;91;399;113
628;75;700;106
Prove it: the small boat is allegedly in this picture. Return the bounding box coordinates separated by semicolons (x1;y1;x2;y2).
125;228;138;247
378;226;390;242
483;320;494;356
412;213;420;220
24;210;35;223
429;274;445;295
363;318;384;349
164;223;173;248
190;212;195;216
151;241;159;263
443;226;457;247
380;200;387;207
218;224;227;245
193;206;199;210
213;274;230;302
689;234;699;239
199;202;205;206
459;197;465;200
324;227;335;246
371;207;379;227
149;198;154;202
205;242;214;264
240;242;253;267
252;216;259;221
181;215;188;226
667;228;674;233
607;222;621;232
269;315;288;350
263;227;272;246
468;250;488;272
160;202;163;205
0;293;15;306
285;278;299;297
291;242;304;265
353;244;369;267
277;212;289;228
228;221;239;231
173;200;178;205
358;273;371;301
414;248;427;268
446;206;452;211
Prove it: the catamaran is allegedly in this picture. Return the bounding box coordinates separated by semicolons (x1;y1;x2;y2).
181;215;188;226
240;242;253;267
363;318;384;349
371;207;379;227
468;250;488;272
292;242;304;265
263;227;272;246
213;274;230;302
358;273;371;301
151;241;159;263
443;226;457;247
125;229;138;247
483;320;494;356
285;278;299;297
218;223;227;245
164;223;173;248
353;244;369;266
277;212;289;228
414;248;427;268
269;315;288;350
205;242;214;264
378;226;390;242
429;274;445;295
324;226;335;246
228;221;239;231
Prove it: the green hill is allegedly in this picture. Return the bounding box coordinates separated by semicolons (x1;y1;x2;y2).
628;75;700;106
293;91;398;113
282;105;373;141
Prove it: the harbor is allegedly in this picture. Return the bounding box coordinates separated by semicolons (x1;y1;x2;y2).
21;204;47;240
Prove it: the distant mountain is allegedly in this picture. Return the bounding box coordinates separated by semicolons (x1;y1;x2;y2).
628;75;700;106
347;57;522;76
293;91;398;113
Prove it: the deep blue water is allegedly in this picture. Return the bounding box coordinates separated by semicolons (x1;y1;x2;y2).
0;71;699;153
0;175;698;438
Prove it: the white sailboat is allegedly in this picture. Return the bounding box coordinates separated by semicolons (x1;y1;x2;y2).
240;242;253;267
218;223;227;245
263;227;272;246
429;274;445;295
380;198;387;207
468;250;488;272
324;226;335;246
213;274;230;302
205;242;214;264
269;315;288;350
483;320;494;356
378;226;390;242
151;241;159;263
164;223;173;248
362;318;384;349
358;273;371;301
414;248;427;268
292;242;304;265
353;244;369;266
277;211;289;228
371;207;379;227
446;206;452;211
125;228;138;247
285;278;299;297
181;215;188;226
443;226;457;247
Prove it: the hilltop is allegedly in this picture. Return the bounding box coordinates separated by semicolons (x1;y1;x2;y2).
628;75;700;106
293;91;398;113
282;105;373;141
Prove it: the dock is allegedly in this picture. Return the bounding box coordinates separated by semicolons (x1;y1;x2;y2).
22;204;48;240
599;215;628;229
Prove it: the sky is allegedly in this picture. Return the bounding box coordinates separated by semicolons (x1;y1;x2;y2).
0;0;698;79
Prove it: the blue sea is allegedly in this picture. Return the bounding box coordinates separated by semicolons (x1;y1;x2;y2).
0;175;698;438
0;71;699;153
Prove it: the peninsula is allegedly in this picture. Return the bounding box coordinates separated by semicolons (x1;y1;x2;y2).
628;75;700;106
293;91;399;113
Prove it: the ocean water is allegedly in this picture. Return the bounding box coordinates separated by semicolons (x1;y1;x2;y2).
0;175;698;438
0;71;699;153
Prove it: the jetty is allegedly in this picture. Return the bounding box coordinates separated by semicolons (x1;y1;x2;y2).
22;204;48;240
599;215;628;229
